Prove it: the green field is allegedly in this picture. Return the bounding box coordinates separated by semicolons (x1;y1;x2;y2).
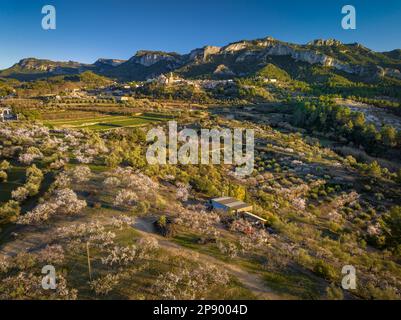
43;113;173;131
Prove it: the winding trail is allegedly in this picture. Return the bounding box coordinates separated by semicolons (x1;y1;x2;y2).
134;217;284;300
0;214;285;300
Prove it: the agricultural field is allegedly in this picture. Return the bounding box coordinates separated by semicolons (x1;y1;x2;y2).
1;102;401;301
41;113;173;131
1;15;401;302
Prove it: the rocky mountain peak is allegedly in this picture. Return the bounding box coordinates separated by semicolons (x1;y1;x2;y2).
130;50;181;67
189;46;221;61
308;39;343;47
95;58;126;67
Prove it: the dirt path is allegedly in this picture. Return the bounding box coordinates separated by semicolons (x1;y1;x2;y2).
0;213;285;300
133;217;285;300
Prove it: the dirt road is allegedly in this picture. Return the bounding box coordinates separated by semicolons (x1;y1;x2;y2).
133;217;285;300
0;213;285;300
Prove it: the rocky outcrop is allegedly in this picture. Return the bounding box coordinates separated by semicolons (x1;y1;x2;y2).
213;64;235;76
222;41;248;53
94;59;126;67
383;67;401;79
260;43;363;75
214;38;400;80
222;36;277;53
2;36;400;82
235;51;258;63
189;46;221;62
267;44;400;79
130;51;181;67
15;58;85;73
308;39;343;47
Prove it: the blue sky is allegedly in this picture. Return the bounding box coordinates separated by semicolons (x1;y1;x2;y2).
0;0;400;69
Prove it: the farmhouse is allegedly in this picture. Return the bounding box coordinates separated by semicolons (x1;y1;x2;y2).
209;197;267;223
0;107;17;122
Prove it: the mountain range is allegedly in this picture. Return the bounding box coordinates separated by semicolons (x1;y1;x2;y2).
1;36;401;83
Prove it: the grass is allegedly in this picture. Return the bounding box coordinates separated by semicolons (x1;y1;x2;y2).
40;111;103;121
173;232;228;261
262;269;324;300
42;113;173;131
42;115;123;125
82;118;151;131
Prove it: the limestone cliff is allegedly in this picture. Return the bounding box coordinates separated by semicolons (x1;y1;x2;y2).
130;51;181;67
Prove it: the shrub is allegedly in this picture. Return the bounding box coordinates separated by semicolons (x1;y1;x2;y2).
12;186;30;202
0;160;10;171
0;200;21;224
190;176;219;197
154;216;177;238
381;206;401;249
329;222;342;233
326;284;344;300
313;260;336;281
132;201;150;216
0;171;7;182
90;274;120;296
158;215;167;227
93;202;102;209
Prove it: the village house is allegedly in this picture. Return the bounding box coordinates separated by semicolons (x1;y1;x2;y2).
117;96;131;102
148;73;186;86
0;107;18;122
263;78;278;83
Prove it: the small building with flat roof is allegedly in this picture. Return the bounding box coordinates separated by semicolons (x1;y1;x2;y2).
210;197;253;213
209;197;267;224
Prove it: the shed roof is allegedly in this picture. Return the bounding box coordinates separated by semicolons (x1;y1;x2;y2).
211;197;252;211
212;196;232;202
229;203;253;211
212;197;238;205
243;211;267;222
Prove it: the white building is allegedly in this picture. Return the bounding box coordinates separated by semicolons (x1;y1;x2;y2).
150;73;185;86
117;96;131;102
263;78;277;83
0;107;17;122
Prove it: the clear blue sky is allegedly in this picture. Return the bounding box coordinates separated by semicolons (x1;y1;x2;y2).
0;0;400;69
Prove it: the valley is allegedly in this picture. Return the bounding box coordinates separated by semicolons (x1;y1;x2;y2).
1;35;401;301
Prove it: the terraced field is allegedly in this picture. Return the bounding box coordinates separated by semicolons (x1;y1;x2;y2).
42;113;172;131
